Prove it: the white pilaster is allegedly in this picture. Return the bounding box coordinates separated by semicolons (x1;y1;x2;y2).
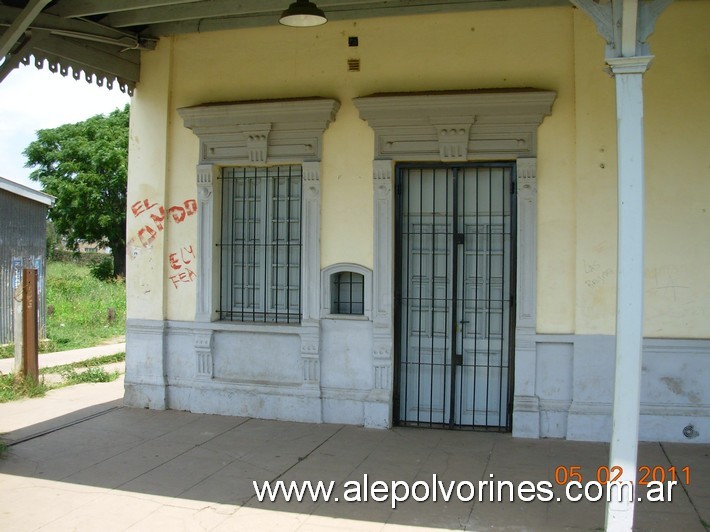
372;159;394;331
513;157;540;438
368;159;395;428
195;164;220;322
300;161;322;406
301;161;321;322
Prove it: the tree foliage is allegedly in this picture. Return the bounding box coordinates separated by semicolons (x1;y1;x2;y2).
24;105;129;277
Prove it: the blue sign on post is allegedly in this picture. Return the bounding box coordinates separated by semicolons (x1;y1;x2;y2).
11;258;22;290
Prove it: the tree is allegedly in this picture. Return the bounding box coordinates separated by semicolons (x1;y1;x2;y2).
24;105;129;277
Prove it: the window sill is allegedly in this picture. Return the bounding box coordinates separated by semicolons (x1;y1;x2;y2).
186;320;304;335
322;313;371;322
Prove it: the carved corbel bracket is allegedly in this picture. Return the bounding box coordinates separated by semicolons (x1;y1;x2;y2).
432;118;474;162
194;331;214;378
300;331;320;385
240;123;271;163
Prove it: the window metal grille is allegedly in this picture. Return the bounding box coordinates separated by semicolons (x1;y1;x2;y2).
331;271;364;315
219;165;302;323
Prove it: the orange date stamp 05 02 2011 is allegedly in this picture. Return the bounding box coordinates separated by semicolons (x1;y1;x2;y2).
553;465;691;486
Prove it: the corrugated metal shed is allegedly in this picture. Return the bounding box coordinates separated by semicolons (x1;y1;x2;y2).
0;176;54;345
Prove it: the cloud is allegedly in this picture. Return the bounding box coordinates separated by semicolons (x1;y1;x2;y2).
0;65;130;190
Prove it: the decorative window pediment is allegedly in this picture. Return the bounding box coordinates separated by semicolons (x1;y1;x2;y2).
353;90;556;161
178;98;340;165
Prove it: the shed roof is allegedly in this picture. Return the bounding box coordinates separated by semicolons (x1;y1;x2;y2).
0;175;55;206
0;0;568;95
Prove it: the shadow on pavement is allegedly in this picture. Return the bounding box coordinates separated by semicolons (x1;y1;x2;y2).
0;405;707;531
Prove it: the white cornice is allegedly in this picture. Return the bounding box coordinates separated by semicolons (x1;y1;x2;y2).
178;98;340;165
353;90;556;161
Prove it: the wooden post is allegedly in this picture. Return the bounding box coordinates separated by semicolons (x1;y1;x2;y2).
21;268;39;381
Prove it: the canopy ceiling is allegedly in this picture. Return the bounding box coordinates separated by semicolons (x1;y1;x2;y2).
0;0;568;94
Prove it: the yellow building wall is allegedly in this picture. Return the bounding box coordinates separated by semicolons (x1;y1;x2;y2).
126;2;710;338
571;1;710;338
643;1;710;338
572;12;618;335
126;37;173;320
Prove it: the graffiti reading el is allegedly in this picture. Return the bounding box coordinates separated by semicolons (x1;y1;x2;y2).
130;198;198;247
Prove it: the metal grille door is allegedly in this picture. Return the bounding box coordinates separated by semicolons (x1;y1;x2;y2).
395;164;514;429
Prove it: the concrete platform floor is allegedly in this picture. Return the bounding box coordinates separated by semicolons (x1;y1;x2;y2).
0;379;708;531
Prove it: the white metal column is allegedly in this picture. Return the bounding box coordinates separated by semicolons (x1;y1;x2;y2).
605;55;652;532
571;1;672;529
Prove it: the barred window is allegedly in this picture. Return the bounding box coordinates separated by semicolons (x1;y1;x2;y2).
220;165;302;323
331;272;365;315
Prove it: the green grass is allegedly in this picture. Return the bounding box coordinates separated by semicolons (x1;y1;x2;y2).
0;262;126;359
0;353;125;403
0;373;51;403
40;353;125;375
60;366;119;385
0;369;120;402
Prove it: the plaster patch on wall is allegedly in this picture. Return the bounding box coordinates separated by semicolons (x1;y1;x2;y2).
661;376;683;395
660;376;701;404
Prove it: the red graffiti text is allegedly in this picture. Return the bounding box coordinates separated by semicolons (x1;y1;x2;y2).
169;245;197;289
131;198;197;247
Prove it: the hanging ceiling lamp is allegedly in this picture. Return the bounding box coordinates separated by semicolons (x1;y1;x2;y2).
279;0;327;27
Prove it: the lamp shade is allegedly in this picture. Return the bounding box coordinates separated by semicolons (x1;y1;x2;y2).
279;0;327;27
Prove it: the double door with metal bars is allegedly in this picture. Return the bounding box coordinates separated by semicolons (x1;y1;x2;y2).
395;163;515;429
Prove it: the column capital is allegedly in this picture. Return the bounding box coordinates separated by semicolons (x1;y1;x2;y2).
373;159;393;198
301;160;321;182
196;163;219;187
606;56;654;76
516;157;537;195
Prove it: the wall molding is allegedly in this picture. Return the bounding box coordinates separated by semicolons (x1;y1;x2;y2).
178;98;340;389
126;316;710;441
354;89;556;433
178;98;341;165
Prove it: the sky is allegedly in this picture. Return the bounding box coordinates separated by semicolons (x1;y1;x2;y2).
0;65;130;191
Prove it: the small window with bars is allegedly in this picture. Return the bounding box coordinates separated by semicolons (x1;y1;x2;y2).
219;165;302;323
331;271;365;315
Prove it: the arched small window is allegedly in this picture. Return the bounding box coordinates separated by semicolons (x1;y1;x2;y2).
321;263;372;319
331;271;365;315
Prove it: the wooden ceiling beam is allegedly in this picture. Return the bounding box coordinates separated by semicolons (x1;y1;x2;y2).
0;5;138;40
134;0;569;36
0;0;51;58
30;31;140;82
46;0;203;19
97;0;568;30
